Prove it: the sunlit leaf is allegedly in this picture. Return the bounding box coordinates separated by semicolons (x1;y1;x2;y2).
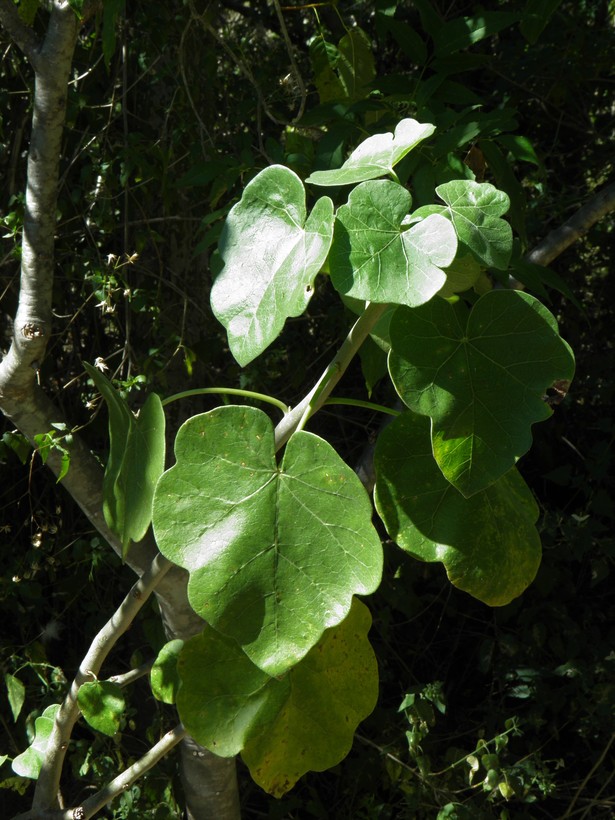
415;180;513;270
329;180;457;306
77;680;125;737
151;639;184;705
388;290;575;496
306;119;435;187
177;599;378;796
212;165;333;367
12;704;60;779
4;673;25;722
153;406;382;676
374;412;541;605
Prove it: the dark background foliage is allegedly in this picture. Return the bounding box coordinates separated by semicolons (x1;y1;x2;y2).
1;1;613;817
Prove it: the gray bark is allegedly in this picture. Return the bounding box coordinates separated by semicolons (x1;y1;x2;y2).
0;2;240;817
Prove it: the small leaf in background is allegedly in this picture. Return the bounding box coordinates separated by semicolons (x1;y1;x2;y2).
520;0;564;44
434;180;513;270
77;680;125;737
212;165;334;367
388;290;575;496
1;430;31;464
306;119;435;187
310;27;375;104
12;704;60;779
151;639;184;704
329;180;457;306
374;412;542;606
153;406;382;677
4;673;25;721
177;599;378;797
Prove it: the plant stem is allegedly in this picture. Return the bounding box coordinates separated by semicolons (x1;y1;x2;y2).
31;553;173;812
324;398;401;417
162;386;289;415
274;301;389;451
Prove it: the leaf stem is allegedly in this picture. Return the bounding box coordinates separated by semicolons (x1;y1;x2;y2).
161;387;289;415
274;301;389;450
323;398;401;417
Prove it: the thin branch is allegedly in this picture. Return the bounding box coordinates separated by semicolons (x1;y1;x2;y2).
31;553;173;812
73;724;187;820
272;0;307;122
561;732;615;819
526;180;615;267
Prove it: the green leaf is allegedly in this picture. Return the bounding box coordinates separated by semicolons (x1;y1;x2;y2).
374;412;541;605
388;291;575;496
16;0;39;26
433;180;513;270
1;430;31;464
309;28;376;104
212;166;334;367
329;180;457;306
4;674;25;722
102;0;124;69
478;140;527;242
520;0;563;44
433;12;520;55
176;599;378;796
151;640;184;704
84;363;165;557
77;680;125;737
306;119;435;187
152;406;382;676
438;249;483;298
12;704;60;779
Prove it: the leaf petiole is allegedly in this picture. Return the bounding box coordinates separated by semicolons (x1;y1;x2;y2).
161;387;289;415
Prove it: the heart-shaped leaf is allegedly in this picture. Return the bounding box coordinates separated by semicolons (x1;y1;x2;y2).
388;290;575;496
374;412;541;605
77;680;125;737
12;704;60;779
211;165;334;367
176;599;378;796
306;119;435;187
329;180;457;306
150;639;184;704
152;406;382;676
426;180;513;270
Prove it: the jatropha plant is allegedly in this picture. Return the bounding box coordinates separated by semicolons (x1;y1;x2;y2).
14;119;574;803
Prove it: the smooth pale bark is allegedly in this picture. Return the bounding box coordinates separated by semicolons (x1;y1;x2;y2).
0;2;240;817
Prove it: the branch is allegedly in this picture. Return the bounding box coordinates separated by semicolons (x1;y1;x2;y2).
0;1;78;402
0;0;41;62
526;180;615;267
73;725;188;820
31;553;173;812
274;302;389;451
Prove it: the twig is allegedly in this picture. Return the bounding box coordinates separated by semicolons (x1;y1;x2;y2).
31;553;173;813
527;181;615;267
561;732;615;819
72;724;187;820
272;0;307;122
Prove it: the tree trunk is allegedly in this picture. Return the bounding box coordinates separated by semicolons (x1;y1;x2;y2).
0;2;240;817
